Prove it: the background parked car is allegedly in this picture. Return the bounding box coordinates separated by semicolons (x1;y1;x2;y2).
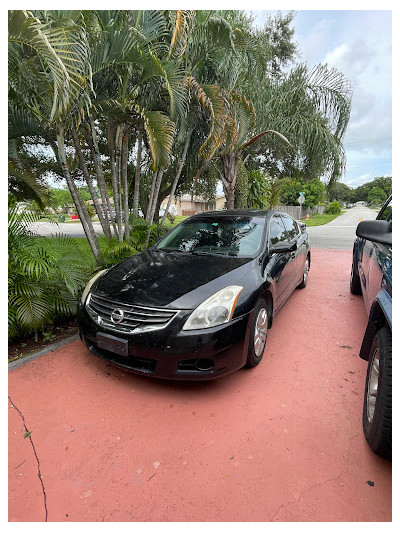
350;196;392;459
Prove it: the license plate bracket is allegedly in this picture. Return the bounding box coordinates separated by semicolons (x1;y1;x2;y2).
96;332;128;357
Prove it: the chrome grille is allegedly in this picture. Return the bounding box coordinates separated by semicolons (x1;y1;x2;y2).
86;292;179;334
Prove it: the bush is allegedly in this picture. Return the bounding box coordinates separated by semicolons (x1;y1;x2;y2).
8;197;90;339
58;214;65;222
167;211;176;224
129;215;170;252
324;201;341;214
97;236;137;268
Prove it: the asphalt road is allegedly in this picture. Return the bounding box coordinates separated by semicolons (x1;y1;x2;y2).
307;206;378;250
8;249;391;522
32;206;379;249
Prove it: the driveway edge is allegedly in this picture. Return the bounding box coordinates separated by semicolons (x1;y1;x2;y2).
8;334;80;372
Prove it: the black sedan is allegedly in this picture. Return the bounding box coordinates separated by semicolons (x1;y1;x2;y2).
77;209;310;380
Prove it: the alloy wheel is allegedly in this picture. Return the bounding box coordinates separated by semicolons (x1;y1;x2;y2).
254;307;268;357
367;347;380;423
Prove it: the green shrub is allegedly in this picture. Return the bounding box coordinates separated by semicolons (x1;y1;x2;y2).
97;236;137;268
129;215;170;251
167;211;176;224
324;201;341;214
57;214;65;222
8;197;90;339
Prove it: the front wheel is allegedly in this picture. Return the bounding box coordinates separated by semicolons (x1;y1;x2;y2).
362;325;392;459
297;255;310;289
350;260;362;294
245;299;269;368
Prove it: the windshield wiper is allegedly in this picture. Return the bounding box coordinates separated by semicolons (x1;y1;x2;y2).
191;250;231;257
157;248;190;254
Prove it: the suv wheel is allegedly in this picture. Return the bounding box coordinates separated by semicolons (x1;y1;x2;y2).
362;325;392;459
350;260;362;294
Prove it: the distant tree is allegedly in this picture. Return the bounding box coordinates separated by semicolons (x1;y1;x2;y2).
327;182;353;203
279;178;325;209
368;186;387;206
352;176;391;203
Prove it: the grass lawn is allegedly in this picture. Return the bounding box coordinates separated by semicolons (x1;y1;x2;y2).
164;215;188;227
299;211;345;227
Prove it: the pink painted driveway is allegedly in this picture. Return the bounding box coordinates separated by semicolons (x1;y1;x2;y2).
8;249;392;522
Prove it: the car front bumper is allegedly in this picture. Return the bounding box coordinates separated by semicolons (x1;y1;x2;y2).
77;304;252;380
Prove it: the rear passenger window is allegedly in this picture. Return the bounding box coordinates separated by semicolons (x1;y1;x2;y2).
281;215;300;241
269;216;286;245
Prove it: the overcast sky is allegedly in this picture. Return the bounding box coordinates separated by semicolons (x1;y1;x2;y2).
249;9;392;189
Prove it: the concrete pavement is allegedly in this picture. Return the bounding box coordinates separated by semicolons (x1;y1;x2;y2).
31;220;105;239
307;206;378;250
8;249;391;522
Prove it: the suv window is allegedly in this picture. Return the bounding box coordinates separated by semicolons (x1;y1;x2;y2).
281;215;300;241
269;216;287;245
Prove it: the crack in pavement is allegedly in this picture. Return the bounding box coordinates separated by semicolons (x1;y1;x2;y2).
269;434;358;522
9;396;48;522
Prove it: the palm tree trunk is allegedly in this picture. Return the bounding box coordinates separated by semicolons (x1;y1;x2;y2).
221;153;239;209
115;123;125;241
108;121;123;242
161;132;191;225
145;170;164;247
148;170;164;226
85;116;119;238
133;131;142;217
55;128;101;264
146;171;158;223
121;130;130;242
71;128;112;240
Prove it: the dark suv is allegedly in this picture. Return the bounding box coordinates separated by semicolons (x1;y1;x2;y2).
350;196;392;459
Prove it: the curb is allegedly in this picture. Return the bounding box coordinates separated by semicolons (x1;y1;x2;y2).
8;334;80;372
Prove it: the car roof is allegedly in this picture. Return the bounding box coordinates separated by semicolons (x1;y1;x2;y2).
189;209;277;219
188;209;301;222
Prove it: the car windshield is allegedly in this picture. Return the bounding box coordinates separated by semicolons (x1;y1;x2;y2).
156;216;265;257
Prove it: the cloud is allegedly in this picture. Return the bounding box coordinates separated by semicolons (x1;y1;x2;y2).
323;40;373;78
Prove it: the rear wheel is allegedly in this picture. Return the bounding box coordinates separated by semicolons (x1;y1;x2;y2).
362;325;392;459
350;259;362;294
245;299;268;368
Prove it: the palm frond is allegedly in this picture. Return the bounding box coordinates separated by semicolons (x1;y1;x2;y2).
135;106;175;170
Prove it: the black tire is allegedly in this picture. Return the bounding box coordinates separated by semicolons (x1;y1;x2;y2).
350;259;362;294
245;299;268;368
362;325;392;460
297;254;310;289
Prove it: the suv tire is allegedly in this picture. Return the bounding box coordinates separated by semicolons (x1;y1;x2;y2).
362;325;392;459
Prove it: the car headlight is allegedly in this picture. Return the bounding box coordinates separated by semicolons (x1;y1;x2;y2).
81;269;108;305
183;286;243;331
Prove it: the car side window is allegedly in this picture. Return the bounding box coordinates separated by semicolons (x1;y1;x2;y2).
269;216;287;245
281;215;300;241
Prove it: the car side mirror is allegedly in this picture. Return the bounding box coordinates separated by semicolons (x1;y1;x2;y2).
269;241;297;254
356;220;392;246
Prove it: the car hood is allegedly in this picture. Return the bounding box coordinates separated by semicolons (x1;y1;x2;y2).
93;249;255;309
